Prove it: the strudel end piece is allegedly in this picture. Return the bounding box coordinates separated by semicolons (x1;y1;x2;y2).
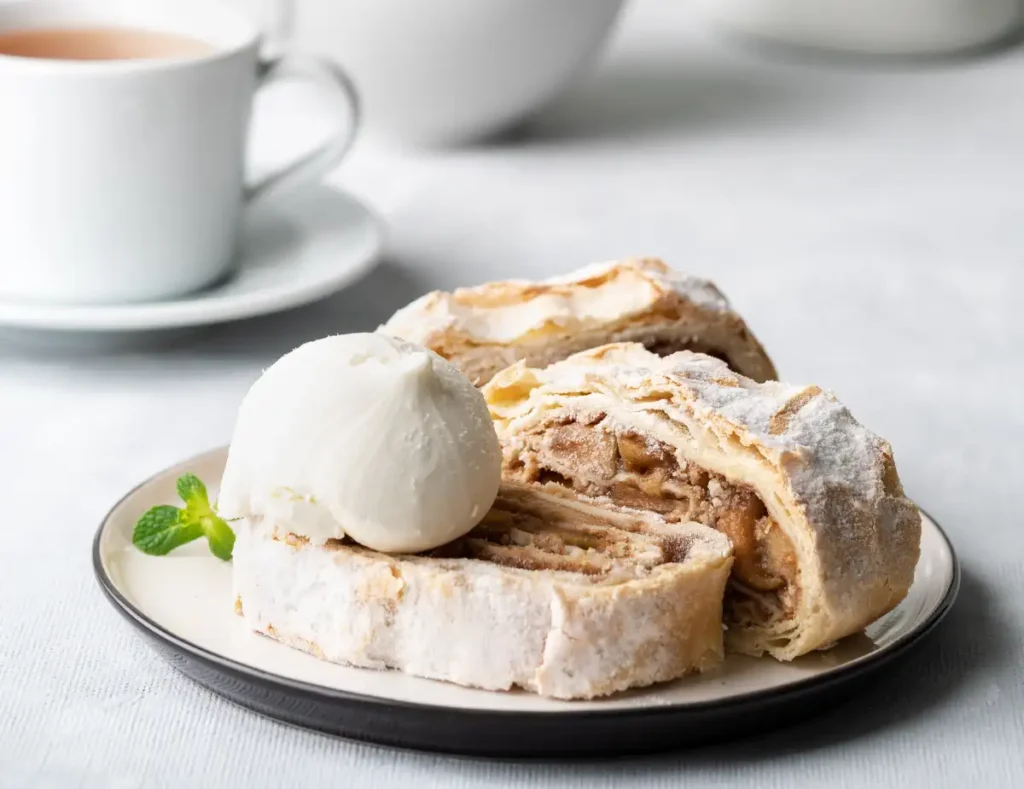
380;258;777;385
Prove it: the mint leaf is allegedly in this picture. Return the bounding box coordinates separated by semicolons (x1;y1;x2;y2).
133;505;204;555
132;474;237;560
203;517;236;561
176;473;208;506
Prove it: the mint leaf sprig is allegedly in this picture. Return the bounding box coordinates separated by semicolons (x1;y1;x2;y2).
132;473;235;561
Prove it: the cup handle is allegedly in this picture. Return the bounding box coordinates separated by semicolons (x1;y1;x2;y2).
245;54;360;204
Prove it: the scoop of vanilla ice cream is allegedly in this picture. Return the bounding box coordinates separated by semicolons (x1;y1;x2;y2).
217;333;502;553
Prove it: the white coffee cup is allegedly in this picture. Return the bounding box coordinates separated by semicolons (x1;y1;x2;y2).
0;0;359;305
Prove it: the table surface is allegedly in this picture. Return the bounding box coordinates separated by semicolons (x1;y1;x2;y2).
2;3;1022;787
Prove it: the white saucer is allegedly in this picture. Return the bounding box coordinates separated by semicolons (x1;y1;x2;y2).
0;184;382;332
94;447;959;756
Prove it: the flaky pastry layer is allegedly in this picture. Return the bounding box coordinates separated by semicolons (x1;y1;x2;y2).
380;258;777;385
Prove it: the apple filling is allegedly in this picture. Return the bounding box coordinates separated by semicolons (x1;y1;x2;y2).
502;419;800;623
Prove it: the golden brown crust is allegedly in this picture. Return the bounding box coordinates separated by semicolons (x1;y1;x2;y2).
380;258;777;384
484;344;922;660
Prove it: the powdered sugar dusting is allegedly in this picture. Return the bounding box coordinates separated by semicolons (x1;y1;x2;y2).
546;259;729;312
495;344;892;511
380;258;733;346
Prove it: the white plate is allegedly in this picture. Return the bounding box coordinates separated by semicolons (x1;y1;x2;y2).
0;185;382;332
94;447;959;756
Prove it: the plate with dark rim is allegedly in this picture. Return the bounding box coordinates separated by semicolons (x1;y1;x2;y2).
93;447;959;758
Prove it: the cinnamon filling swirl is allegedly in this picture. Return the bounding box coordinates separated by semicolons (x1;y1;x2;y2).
426;489;693;578
281;486;711;584
503;420;799;622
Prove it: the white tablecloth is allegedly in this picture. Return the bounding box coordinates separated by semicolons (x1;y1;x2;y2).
2;3;1022;787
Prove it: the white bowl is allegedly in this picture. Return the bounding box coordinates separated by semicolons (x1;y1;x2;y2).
284;0;627;146
697;0;1021;56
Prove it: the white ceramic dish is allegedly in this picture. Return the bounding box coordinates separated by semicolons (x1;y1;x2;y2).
698;0;1021;56
0;184;381;332
276;0;628;145
94;447;959;756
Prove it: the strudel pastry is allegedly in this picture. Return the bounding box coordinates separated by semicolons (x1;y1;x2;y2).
484;344;921;660
381;258;777;385
233;484;733;699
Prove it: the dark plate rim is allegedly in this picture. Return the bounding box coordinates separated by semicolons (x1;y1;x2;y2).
92;446;961;722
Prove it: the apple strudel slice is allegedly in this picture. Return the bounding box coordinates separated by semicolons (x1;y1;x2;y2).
380;258;777;385
233;484;733;700
483;344;921;660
